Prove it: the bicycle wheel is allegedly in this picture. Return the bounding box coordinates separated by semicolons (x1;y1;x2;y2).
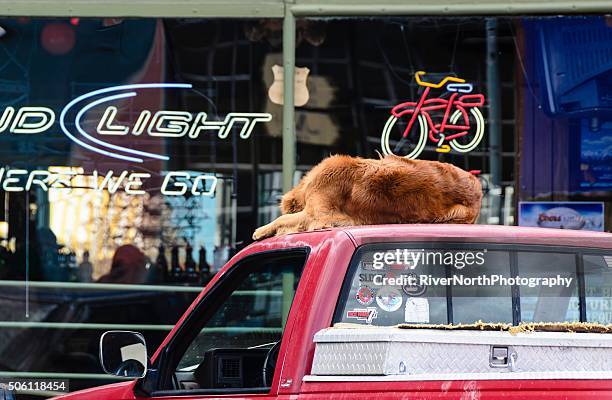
448;107;485;153
380;114;428;159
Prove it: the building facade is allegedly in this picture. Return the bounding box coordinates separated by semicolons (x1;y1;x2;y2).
0;0;610;393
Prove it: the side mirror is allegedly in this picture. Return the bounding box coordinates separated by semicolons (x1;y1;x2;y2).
100;331;148;378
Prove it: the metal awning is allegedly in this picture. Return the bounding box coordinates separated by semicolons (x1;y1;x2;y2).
0;0;609;18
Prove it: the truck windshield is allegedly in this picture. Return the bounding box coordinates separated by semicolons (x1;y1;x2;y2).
334;243;612;327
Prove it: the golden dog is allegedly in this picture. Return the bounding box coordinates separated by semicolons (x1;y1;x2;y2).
253;154;482;240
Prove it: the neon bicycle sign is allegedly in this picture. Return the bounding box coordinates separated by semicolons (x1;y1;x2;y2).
381;71;486;159
0;83;272;163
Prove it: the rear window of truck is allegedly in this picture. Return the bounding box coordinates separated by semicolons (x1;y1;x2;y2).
334;243;612;327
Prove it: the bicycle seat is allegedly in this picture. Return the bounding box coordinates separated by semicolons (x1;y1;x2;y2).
415;71;466;88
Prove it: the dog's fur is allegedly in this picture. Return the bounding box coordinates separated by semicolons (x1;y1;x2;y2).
253;154;482;240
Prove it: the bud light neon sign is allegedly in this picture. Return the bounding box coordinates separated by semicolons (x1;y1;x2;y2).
0;83;272;163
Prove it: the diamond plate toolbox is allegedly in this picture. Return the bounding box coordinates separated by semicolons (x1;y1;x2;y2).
310;327;612;378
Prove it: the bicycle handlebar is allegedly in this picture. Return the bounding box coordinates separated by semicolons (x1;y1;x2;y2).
415;71;466;88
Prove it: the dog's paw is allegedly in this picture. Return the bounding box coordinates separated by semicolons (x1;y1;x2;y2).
252;224;275;241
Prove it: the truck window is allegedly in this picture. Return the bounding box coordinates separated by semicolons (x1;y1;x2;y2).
334;244;597;327
584;254;612;324
451;250;513;324
518;252;579;323
160;250;306;394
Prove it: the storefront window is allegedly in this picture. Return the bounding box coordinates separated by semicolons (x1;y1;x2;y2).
0;11;611;395
294;17;517;225
293;16;612;231
0;17;283;390
0;17;286;281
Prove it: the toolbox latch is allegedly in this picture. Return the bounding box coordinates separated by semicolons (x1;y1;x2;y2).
489;346;517;370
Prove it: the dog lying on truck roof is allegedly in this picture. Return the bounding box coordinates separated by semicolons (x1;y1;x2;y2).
252;154;482;240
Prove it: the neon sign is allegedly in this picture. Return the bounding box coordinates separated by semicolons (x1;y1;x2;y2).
0;167;218;197
381;71;485;159
0;83;272;163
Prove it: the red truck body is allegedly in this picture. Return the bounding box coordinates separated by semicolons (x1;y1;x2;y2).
56;225;612;399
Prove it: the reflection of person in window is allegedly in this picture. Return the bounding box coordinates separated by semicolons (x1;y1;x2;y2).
78;250;93;283
97;245;147;284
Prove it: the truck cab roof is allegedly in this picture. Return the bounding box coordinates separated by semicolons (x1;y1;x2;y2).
253;224;612;250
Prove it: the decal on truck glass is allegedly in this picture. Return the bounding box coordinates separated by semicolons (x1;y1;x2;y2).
346;307;378;324
404;297;430;323
402;273;427;297
355;286;376;306
375;287;403;312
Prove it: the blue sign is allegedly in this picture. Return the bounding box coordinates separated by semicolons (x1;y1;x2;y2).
519;202;605;232
579;120;612;190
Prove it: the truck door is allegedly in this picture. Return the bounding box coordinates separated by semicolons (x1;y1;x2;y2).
144;248;308;399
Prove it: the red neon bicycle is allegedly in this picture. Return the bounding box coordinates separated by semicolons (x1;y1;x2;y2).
381;71;485;159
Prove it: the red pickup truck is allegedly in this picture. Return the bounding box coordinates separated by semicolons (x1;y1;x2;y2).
56;224;612;399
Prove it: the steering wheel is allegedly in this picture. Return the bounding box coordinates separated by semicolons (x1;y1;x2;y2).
114;359;145;377
262;340;281;387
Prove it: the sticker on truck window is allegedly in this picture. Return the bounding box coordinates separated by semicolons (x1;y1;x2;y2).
402;273;427;297
375;287;403;312
346;307;378;324
360;261;377;270
405;297;430;323
356;286;376;306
